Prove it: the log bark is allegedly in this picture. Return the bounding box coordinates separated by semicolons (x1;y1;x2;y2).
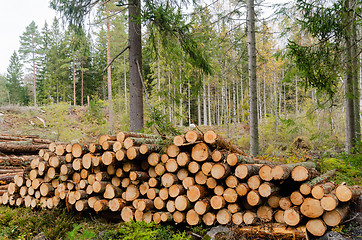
322;204;349;227
116;131;160;142
0;143;48;154
291;166;319;182
235;164;261;180
320;193;339;211
211;163;231;179
299;169;336;195
335;184;362;202
237;224;307;239
272;162;316;180
203;130;244;155
311;182;335;200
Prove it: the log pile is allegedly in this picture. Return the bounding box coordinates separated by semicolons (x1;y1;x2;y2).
0;134;52;196
0;130;360;238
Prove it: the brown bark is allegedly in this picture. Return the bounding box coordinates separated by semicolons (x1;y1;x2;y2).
311;182;335;200
322;204;349;227
204;130;245;155
237;224;307;239
335;184;362;202
272;162;316;180
299;169;336;195
210;162;231;179
0;143;48;154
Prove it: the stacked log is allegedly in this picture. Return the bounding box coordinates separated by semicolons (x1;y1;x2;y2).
0;130;360;239
0;134;53;196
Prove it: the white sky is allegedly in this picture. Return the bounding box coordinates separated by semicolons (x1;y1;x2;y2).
0;0;57;75
0;0;287;75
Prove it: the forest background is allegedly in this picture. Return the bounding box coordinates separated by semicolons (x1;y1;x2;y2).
0;0;360;185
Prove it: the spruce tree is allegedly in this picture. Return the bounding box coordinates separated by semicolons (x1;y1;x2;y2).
5;51;29;105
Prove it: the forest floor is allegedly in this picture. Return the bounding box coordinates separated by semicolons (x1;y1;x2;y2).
0;104;361;239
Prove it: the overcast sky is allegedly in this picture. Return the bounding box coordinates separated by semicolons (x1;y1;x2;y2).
0;0;285;76
0;0;56;75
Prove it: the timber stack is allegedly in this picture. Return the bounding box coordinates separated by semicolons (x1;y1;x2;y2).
0;134;52;197
0;130;360;239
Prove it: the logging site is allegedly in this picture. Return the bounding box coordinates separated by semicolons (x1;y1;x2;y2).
0;0;362;239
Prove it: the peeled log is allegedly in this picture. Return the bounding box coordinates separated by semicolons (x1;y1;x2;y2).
204;130;244;155
300;198;324;218
322;204;349;227
191;143;211;162
306;218;327;237
299;170;336;195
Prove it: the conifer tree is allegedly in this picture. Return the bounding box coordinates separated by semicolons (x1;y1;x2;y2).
19;21;41;106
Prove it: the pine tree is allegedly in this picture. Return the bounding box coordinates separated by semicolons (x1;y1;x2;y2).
19;21;41;106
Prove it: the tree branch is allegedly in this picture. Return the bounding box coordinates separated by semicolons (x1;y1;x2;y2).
103;45;130;72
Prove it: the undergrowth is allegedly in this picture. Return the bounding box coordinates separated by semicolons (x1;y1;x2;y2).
0;206;198;240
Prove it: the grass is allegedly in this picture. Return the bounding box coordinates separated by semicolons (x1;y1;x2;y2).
0;205;200;240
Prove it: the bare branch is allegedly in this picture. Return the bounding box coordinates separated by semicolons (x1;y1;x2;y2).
103;45;130;72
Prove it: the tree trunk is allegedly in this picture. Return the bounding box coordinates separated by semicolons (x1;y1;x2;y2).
106;7;114;134
248;0;258;156
129;0;143;132
344;0;356;153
